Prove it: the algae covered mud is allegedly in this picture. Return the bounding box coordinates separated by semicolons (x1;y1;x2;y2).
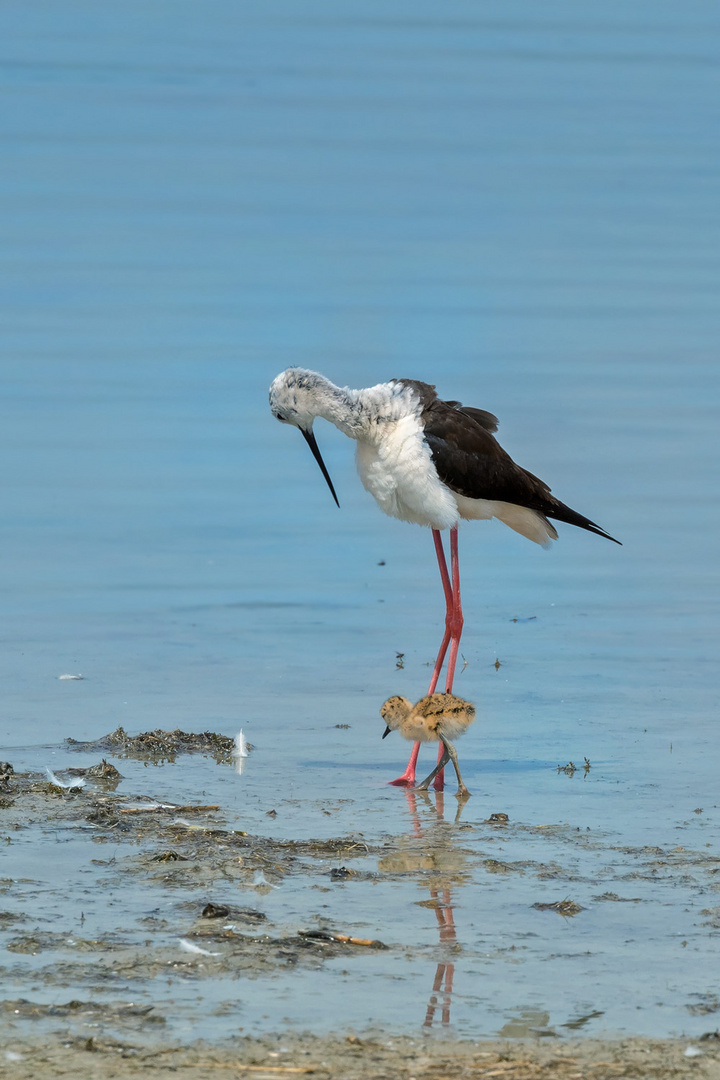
2;728;720;1075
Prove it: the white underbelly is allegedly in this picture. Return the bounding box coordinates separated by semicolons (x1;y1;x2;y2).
355;420;459;529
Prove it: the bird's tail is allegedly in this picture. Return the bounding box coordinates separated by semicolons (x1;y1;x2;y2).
544;501;622;545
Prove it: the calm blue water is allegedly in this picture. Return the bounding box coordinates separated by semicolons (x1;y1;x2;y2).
1;0;720;1045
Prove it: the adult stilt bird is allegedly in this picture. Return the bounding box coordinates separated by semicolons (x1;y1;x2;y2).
269;368;620;787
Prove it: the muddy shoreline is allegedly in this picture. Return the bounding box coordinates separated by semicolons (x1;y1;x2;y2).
3;730;720;1058
3;1030;719;1079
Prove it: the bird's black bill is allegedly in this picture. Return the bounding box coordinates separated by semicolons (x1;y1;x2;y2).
301;428;340;507
381;725;391;739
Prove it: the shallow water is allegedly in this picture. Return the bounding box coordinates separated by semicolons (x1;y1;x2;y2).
1;0;720;1048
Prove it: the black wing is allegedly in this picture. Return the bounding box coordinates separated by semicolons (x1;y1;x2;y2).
395;380;620;545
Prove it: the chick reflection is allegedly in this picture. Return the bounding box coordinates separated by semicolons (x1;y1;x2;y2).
378;788;469;1028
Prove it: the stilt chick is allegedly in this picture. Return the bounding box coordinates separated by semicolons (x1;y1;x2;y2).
381;693;476;798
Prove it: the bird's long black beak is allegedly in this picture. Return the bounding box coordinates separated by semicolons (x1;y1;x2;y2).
381;725;391;739
301;428;340;507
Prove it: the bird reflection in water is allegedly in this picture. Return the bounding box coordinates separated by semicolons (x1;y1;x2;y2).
423;882;457;1029
379;788;469;1029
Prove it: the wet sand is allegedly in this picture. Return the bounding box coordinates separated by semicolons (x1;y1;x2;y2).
3;1029;720;1080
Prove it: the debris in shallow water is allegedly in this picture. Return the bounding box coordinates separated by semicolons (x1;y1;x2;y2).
299;930;386;949
66;726;235;763
170;818;221;831
202;903;231;919
494;658;501;670
686;993;720;1016
561;1009;605;1030
330;867;353;881
202;903;266;922
484;812;509;825
45;768;85;790
483;858;524;875
593;892;642;903
118;803;219;814
0;1000;156;1020
533;899;583;917
81;759;122;781
178;938;221;957
558;759;591;777
58;674;84;680
119;802;177;812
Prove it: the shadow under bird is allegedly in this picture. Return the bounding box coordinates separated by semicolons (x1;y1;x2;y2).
269;368;620;787
381;693;476;798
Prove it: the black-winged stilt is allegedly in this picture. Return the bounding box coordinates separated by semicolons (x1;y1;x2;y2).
269;368;620;788
381;693;476;799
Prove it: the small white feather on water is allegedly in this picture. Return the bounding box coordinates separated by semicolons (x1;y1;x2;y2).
179;939;220;957
232;729;249;774
170;817;206;830
58;674;84;680
45;768;85;790
253;871;279;889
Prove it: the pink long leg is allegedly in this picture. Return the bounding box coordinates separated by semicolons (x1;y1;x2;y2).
389;527;464;788
443;528;464;691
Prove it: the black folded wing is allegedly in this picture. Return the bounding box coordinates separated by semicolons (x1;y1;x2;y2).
394;379;620;544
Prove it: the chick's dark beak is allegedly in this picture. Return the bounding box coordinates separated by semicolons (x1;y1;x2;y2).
301;428;340;508
381;725;391;739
